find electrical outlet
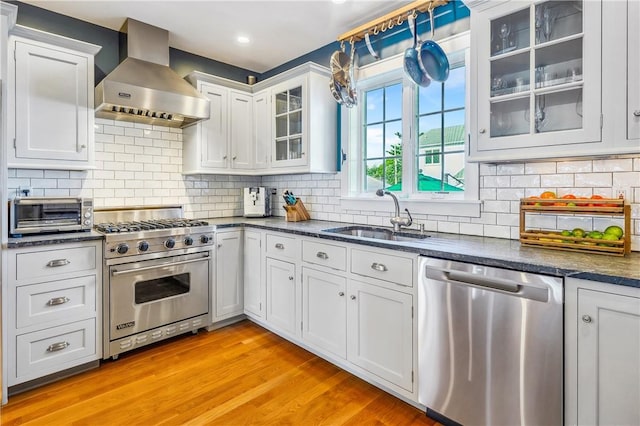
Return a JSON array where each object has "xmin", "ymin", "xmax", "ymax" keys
[{"xmin": 613, "ymin": 187, "xmax": 628, "ymax": 199}]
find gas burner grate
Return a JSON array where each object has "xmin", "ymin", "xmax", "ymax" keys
[{"xmin": 94, "ymin": 219, "xmax": 209, "ymax": 234}]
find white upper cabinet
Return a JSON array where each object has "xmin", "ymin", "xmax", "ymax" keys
[
  {"xmin": 263, "ymin": 64, "xmax": 337, "ymax": 174},
  {"xmin": 252, "ymin": 89, "xmax": 271, "ymax": 170},
  {"xmin": 601, "ymin": 0, "xmax": 640, "ymax": 150},
  {"xmin": 229, "ymin": 90, "xmax": 253, "ymax": 170},
  {"xmin": 7, "ymin": 27, "xmax": 100, "ymax": 170},
  {"xmin": 627, "ymin": 0, "xmax": 640, "ymax": 141},
  {"xmin": 184, "ymin": 63, "xmax": 336, "ymax": 176},
  {"xmin": 183, "ymin": 76, "xmax": 256, "ymax": 175},
  {"xmin": 469, "ymin": 0, "xmax": 603, "ymax": 161}
]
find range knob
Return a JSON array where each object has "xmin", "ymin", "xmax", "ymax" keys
[
  {"xmin": 184, "ymin": 236, "xmax": 194, "ymax": 246},
  {"xmin": 200, "ymin": 235, "xmax": 211, "ymax": 244},
  {"xmin": 164, "ymin": 238, "xmax": 176, "ymax": 249},
  {"xmin": 84, "ymin": 220, "xmax": 92, "ymax": 225},
  {"xmin": 116, "ymin": 243, "xmax": 129, "ymax": 255},
  {"xmin": 138, "ymin": 241, "xmax": 149, "ymax": 252}
]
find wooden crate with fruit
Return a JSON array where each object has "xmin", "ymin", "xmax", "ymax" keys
[{"xmin": 519, "ymin": 193, "xmax": 631, "ymax": 256}]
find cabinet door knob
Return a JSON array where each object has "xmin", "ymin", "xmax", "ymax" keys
[
  {"xmin": 223, "ymin": 155, "xmax": 228, "ymax": 159},
  {"xmin": 582, "ymin": 315, "xmax": 593, "ymax": 324},
  {"xmin": 338, "ymin": 291, "xmax": 345, "ymax": 296},
  {"xmin": 633, "ymin": 110, "xmax": 640, "ymax": 117},
  {"xmin": 479, "ymin": 128, "xmax": 487, "ymax": 134},
  {"xmin": 288, "ymin": 276, "xmax": 294, "ymax": 281},
  {"xmin": 232, "ymin": 156, "xmax": 237, "ymax": 160},
  {"xmin": 350, "ymin": 295, "xmax": 356, "ymax": 300}
]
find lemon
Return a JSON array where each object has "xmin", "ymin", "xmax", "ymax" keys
[{"xmin": 604, "ymin": 225, "xmax": 624, "ymax": 239}]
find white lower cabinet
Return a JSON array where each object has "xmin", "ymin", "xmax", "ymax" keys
[
  {"xmin": 565, "ymin": 277, "xmax": 640, "ymax": 426},
  {"xmin": 302, "ymin": 267, "xmax": 347, "ymax": 358},
  {"xmin": 214, "ymin": 230, "xmax": 244, "ymax": 322},
  {"xmin": 346, "ymin": 279, "xmax": 413, "ymax": 392},
  {"xmin": 265, "ymin": 257, "xmax": 299, "ymax": 338},
  {"xmin": 243, "ymin": 229, "xmax": 264, "ymax": 318},
  {"xmin": 6, "ymin": 240, "xmax": 102, "ymax": 388}
]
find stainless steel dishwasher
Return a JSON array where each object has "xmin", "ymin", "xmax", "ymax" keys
[{"xmin": 418, "ymin": 257, "xmax": 563, "ymax": 426}]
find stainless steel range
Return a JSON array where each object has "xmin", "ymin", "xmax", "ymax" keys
[{"xmin": 94, "ymin": 205, "xmax": 214, "ymax": 360}]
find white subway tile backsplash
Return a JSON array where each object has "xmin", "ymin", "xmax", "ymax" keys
[
  {"xmin": 540, "ymin": 174, "xmax": 574, "ymax": 187},
  {"xmin": 510, "ymin": 175, "xmax": 541, "ymax": 188},
  {"xmin": 557, "ymin": 160, "xmax": 592, "ymax": 173},
  {"xmin": 612, "ymin": 172, "xmax": 640, "ymax": 187},
  {"xmin": 497, "ymin": 163, "xmax": 525, "ymax": 175},
  {"xmin": 575, "ymin": 173, "xmax": 613, "ymax": 187},
  {"xmin": 525, "ymin": 162, "xmax": 557, "ymax": 174},
  {"xmin": 8, "ymin": 121, "xmax": 639, "ymax": 250},
  {"xmin": 593, "ymin": 158, "xmax": 634, "ymax": 172}
]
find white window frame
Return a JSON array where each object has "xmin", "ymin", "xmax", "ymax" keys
[{"xmin": 340, "ymin": 31, "xmax": 480, "ymax": 217}]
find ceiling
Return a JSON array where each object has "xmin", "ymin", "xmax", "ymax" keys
[{"xmin": 22, "ymin": 0, "xmax": 413, "ymax": 73}]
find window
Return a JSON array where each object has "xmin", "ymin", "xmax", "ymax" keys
[{"xmin": 341, "ymin": 32, "xmax": 479, "ymax": 217}]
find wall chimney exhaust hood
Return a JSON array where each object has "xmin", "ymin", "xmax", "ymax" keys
[{"xmin": 95, "ymin": 19, "xmax": 209, "ymax": 128}]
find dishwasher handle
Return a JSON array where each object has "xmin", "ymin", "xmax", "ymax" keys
[{"xmin": 425, "ymin": 267, "xmax": 549, "ymax": 303}]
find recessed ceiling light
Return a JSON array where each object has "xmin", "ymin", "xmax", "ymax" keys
[{"xmin": 237, "ymin": 36, "xmax": 251, "ymax": 44}]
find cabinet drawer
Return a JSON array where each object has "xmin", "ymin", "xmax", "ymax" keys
[
  {"xmin": 266, "ymin": 233, "xmax": 300, "ymax": 260},
  {"xmin": 351, "ymin": 248, "xmax": 414, "ymax": 287},
  {"xmin": 302, "ymin": 240, "xmax": 347, "ymax": 271},
  {"xmin": 16, "ymin": 318, "xmax": 97, "ymax": 380},
  {"xmin": 14, "ymin": 245, "xmax": 96, "ymax": 282},
  {"xmin": 16, "ymin": 275, "xmax": 96, "ymax": 329}
]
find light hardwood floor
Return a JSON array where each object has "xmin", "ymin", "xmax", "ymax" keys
[{"xmin": 1, "ymin": 320, "xmax": 441, "ymax": 425}]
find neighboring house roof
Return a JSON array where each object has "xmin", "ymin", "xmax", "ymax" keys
[{"xmin": 419, "ymin": 125, "xmax": 465, "ymax": 148}]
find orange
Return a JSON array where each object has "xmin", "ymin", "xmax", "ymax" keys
[
  {"xmin": 590, "ymin": 194, "xmax": 605, "ymax": 207},
  {"xmin": 561, "ymin": 194, "xmax": 576, "ymax": 199},
  {"xmin": 540, "ymin": 191, "xmax": 557, "ymax": 206}
]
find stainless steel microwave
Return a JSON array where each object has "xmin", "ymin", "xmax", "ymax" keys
[{"xmin": 10, "ymin": 197, "xmax": 93, "ymax": 236}]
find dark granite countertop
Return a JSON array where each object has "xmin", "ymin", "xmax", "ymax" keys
[
  {"xmin": 6, "ymin": 230, "xmax": 104, "ymax": 248},
  {"xmin": 5, "ymin": 217, "xmax": 638, "ymax": 289},
  {"xmin": 205, "ymin": 217, "xmax": 640, "ymax": 289}
]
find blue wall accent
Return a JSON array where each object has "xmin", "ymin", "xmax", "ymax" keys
[
  {"xmin": 261, "ymin": 0, "xmax": 469, "ymax": 76},
  {"xmin": 8, "ymin": 1, "xmax": 258, "ymax": 84},
  {"xmin": 8, "ymin": 0, "xmax": 469, "ymax": 84}
]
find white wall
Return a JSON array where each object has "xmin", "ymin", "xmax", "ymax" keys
[{"xmin": 8, "ymin": 119, "xmax": 640, "ymax": 250}]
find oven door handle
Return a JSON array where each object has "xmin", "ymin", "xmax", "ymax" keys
[{"xmin": 111, "ymin": 255, "xmax": 209, "ymax": 277}]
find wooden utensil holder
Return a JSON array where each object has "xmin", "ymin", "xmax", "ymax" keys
[
  {"xmin": 519, "ymin": 197, "xmax": 631, "ymax": 256},
  {"xmin": 284, "ymin": 199, "xmax": 310, "ymax": 222}
]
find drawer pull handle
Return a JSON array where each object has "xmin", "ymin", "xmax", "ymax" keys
[
  {"xmin": 47, "ymin": 297, "xmax": 70, "ymax": 306},
  {"xmin": 316, "ymin": 251, "xmax": 328, "ymax": 260},
  {"xmin": 371, "ymin": 262, "xmax": 388, "ymax": 272},
  {"xmin": 47, "ymin": 259, "xmax": 70, "ymax": 267},
  {"xmin": 46, "ymin": 341, "xmax": 70, "ymax": 353},
  {"xmin": 275, "ymin": 243, "xmax": 285, "ymax": 250}
]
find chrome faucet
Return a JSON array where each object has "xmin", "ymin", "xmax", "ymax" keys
[{"xmin": 376, "ymin": 189, "xmax": 413, "ymax": 232}]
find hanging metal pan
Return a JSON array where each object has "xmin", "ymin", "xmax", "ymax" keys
[
  {"xmin": 403, "ymin": 14, "xmax": 430, "ymax": 87},
  {"xmin": 418, "ymin": 7, "xmax": 450, "ymax": 82}
]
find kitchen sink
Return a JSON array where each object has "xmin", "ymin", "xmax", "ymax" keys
[{"xmin": 322, "ymin": 226, "xmax": 430, "ymax": 242}]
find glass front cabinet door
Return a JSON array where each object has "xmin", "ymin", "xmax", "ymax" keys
[
  {"xmin": 271, "ymin": 76, "xmax": 308, "ymax": 168},
  {"xmin": 470, "ymin": 0, "xmax": 602, "ymax": 161}
]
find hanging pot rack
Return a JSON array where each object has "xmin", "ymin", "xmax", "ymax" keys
[{"xmin": 336, "ymin": 0, "xmax": 449, "ymax": 43}]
